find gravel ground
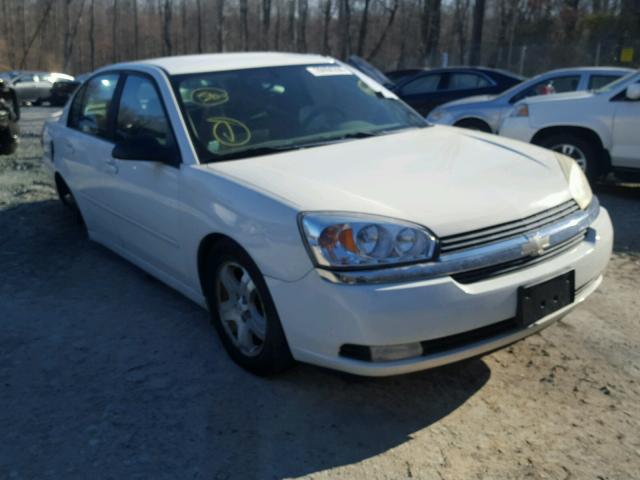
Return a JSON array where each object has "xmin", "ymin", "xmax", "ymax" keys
[{"xmin": 1, "ymin": 108, "xmax": 639, "ymax": 480}]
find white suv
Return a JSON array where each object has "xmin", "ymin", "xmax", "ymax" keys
[{"xmin": 499, "ymin": 70, "xmax": 640, "ymax": 180}]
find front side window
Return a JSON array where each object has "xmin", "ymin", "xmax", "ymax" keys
[
  {"xmin": 116, "ymin": 75, "xmax": 174, "ymax": 148},
  {"xmin": 173, "ymin": 64, "xmax": 426, "ymax": 162},
  {"xmin": 401, "ymin": 74, "xmax": 443, "ymax": 95},
  {"xmin": 69, "ymin": 73, "xmax": 119, "ymax": 138},
  {"xmin": 511, "ymin": 75, "xmax": 580, "ymax": 103},
  {"xmin": 448, "ymin": 73, "xmax": 490, "ymax": 90}
]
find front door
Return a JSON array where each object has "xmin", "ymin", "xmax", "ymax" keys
[
  {"xmin": 611, "ymin": 81, "xmax": 640, "ymax": 169},
  {"xmin": 107, "ymin": 73, "xmax": 185, "ymax": 281}
]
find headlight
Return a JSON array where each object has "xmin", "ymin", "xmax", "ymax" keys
[
  {"xmin": 556, "ymin": 153, "xmax": 593, "ymax": 209},
  {"xmin": 511, "ymin": 104, "xmax": 529, "ymax": 117},
  {"xmin": 299, "ymin": 213, "xmax": 438, "ymax": 269}
]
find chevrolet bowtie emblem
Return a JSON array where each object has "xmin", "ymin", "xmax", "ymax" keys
[{"xmin": 521, "ymin": 233, "xmax": 551, "ymax": 257}]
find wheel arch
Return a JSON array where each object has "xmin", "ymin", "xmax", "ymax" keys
[
  {"xmin": 196, "ymin": 232, "xmax": 250, "ymax": 297},
  {"xmin": 453, "ymin": 116, "xmax": 493, "ymax": 132},
  {"xmin": 531, "ymin": 125, "xmax": 606, "ymax": 152}
]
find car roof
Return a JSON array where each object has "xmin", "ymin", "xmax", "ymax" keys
[
  {"xmin": 102, "ymin": 52, "xmax": 334, "ymax": 76},
  {"xmin": 538, "ymin": 66, "xmax": 633, "ymax": 74}
]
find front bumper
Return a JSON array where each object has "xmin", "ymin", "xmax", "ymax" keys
[{"xmin": 267, "ymin": 207, "xmax": 613, "ymax": 376}]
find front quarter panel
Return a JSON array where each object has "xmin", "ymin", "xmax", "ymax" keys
[
  {"xmin": 180, "ymin": 165, "xmax": 315, "ymax": 291},
  {"xmin": 528, "ymin": 97, "xmax": 614, "ymax": 149}
]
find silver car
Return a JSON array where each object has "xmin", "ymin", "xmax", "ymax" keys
[{"xmin": 427, "ymin": 67, "xmax": 632, "ymax": 133}]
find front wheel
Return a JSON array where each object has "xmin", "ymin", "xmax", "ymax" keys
[
  {"xmin": 205, "ymin": 241, "xmax": 294, "ymax": 376},
  {"xmin": 538, "ymin": 134, "xmax": 600, "ymax": 181}
]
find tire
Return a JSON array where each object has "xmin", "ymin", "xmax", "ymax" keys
[
  {"xmin": 204, "ymin": 240, "xmax": 294, "ymax": 376},
  {"xmin": 0, "ymin": 128, "xmax": 18, "ymax": 155},
  {"xmin": 454, "ymin": 118, "xmax": 492, "ymax": 133},
  {"xmin": 538, "ymin": 133, "xmax": 600, "ymax": 181}
]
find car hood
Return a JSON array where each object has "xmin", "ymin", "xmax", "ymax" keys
[
  {"xmin": 438, "ymin": 95, "xmax": 497, "ymax": 110},
  {"xmin": 205, "ymin": 127, "xmax": 572, "ymax": 237},
  {"xmin": 522, "ymin": 90, "xmax": 595, "ymax": 105}
]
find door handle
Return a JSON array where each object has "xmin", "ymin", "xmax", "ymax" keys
[{"xmin": 105, "ymin": 160, "xmax": 118, "ymax": 174}]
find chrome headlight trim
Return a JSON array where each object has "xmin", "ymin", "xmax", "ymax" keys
[
  {"xmin": 318, "ymin": 198, "xmax": 600, "ymax": 285},
  {"xmin": 298, "ymin": 212, "xmax": 438, "ymax": 270}
]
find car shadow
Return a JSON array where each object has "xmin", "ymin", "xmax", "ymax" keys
[
  {"xmin": 0, "ymin": 199, "xmax": 490, "ymax": 479},
  {"xmin": 594, "ymin": 182, "xmax": 640, "ymax": 255}
]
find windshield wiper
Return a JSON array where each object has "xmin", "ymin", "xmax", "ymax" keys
[{"xmin": 204, "ymin": 145, "xmax": 304, "ymax": 162}]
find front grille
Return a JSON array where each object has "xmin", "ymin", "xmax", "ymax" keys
[
  {"xmin": 441, "ymin": 200, "xmax": 580, "ymax": 254},
  {"xmin": 452, "ymin": 230, "xmax": 587, "ymax": 284}
]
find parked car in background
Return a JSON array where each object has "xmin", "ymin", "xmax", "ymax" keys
[
  {"xmin": 385, "ymin": 68, "xmax": 425, "ymax": 83},
  {"xmin": 427, "ymin": 67, "xmax": 632, "ymax": 133},
  {"xmin": 5, "ymin": 71, "xmax": 74, "ymax": 105},
  {"xmin": 391, "ymin": 67, "xmax": 523, "ymax": 116},
  {"xmin": 0, "ymin": 78, "xmax": 20, "ymax": 155},
  {"xmin": 42, "ymin": 53, "xmax": 612, "ymax": 376},
  {"xmin": 49, "ymin": 73, "xmax": 90, "ymax": 107},
  {"xmin": 499, "ymin": 70, "xmax": 640, "ymax": 181},
  {"xmin": 347, "ymin": 58, "xmax": 523, "ymax": 117}
]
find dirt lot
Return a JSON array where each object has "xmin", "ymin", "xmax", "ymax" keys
[{"xmin": 1, "ymin": 108, "xmax": 639, "ymax": 480}]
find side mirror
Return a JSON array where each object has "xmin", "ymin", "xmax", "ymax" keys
[
  {"xmin": 112, "ymin": 136, "xmax": 179, "ymax": 166},
  {"xmin": 625, "ymin": 84, "xmax": 640, "ymax": 101}
]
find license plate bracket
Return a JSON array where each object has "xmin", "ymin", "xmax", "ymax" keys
[{"xmin": 517, "ymin": 271, "xmax": 575, "ymax": 327}]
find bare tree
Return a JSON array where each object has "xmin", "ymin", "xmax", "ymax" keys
[
  {"xmin": 1, "ymin": 0, "xmax": 15, "ymax": 67},
  {"xmin": 469, "ymin": 0, "xmax": 485, "ymax": 65},
  {"xmin": 286, "ymin": 0, "xmax": 296, "ymax": 48},
  {"xmin": 338, "ymin": 0, "xmax": 352, "ymax": 59},
  {"xmin": 89, "ymin": 0, "xmax": 96, "ymax": 69},
  {"xmin": 163, "ymin": 0, "xmax": 173, "ymax": 55},
  {"xmin": 297, "ymin": 0, "xmax": 309, "ymax": 52},
  {"xmin": 215, "ymin": 0, "xmax": 225, "ymax": 52},
  {"xmin": 322, "ymin": 0, "xmax": 332, "ymax": 54},
  {"xmin": 19, "ymin": 0, "xmax": 56, "ymax": 69},
  {"xmin": 356, "ymin": 0, "xmax": 371, "ymax": 56},
  {"xmin": 453, "ymin": 0, "xmax": 471, "ymax": 64},
  {"xmin": 195, "ymin": 0, "xmax": 203, "ymax": 53},
  {"xmin": 64, "ymin": 0, "xmax": 88, "ymax": 70},
  {"xmin": 112, "ymin": 0, "xmax": 119, "ymax": 62},
  {"xmin": 240, "ymin": 0, "xmax": 249, "ymax": 51},
  {"xmin": 367, "ymin": 0, "xmax": 399, "ymax": 60},
  {"xmin": 261, "ymin": 0, "xmax": 272, "ymax": 49},
  {"xmin": 133, "ymin": 0, "xmax": 139, "ymax": 58}
]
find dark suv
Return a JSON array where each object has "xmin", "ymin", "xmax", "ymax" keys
[{"xmin": 0, "ymin": 78, "xmax": 20, "ymax": 155}]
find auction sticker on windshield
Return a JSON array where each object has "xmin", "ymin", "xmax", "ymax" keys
[{"xmin": 306, "ymin": 66, "xmax": 353, "ymax": 77}]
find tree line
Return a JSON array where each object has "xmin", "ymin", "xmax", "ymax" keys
[{"xmin": 0, "ymin": 0, "xmax": 638, "ymax": 76}]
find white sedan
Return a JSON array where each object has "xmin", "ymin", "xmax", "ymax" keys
[{"xmin": 42, "ymin": 53, "xmax": 613, "ymax": 376}]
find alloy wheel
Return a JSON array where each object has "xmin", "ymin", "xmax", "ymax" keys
[{"xmin": 215, "ymin": 261, "xmax": 267, "ymax": 357}]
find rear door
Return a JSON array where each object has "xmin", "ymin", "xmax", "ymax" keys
[{"xmin": 59, "ymin": 72, "xmax": 122, "ymax": 244}]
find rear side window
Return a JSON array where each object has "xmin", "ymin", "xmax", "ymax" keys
[
  {"xmin": 448, "ymin": 73, "xmax": 490, "ymax": 90},
  {"xmin": 401, "ymin": 74, "xmax": 443, "ymax": 95},
  {"xmin": 588, "ymin": 74, "xmax": 621, "ymax": 90},
  {"xmin": 68, "ymin": 73, "xmax": 119, "ymax": 139}
]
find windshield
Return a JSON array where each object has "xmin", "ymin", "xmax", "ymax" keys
[
  {"xmin": 172, "ymin": 64, "xmax": 426, "ymax": 162},
  {"xmin": 594, "ymin": 70, "xmax": 639, "ymax": 93}
]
